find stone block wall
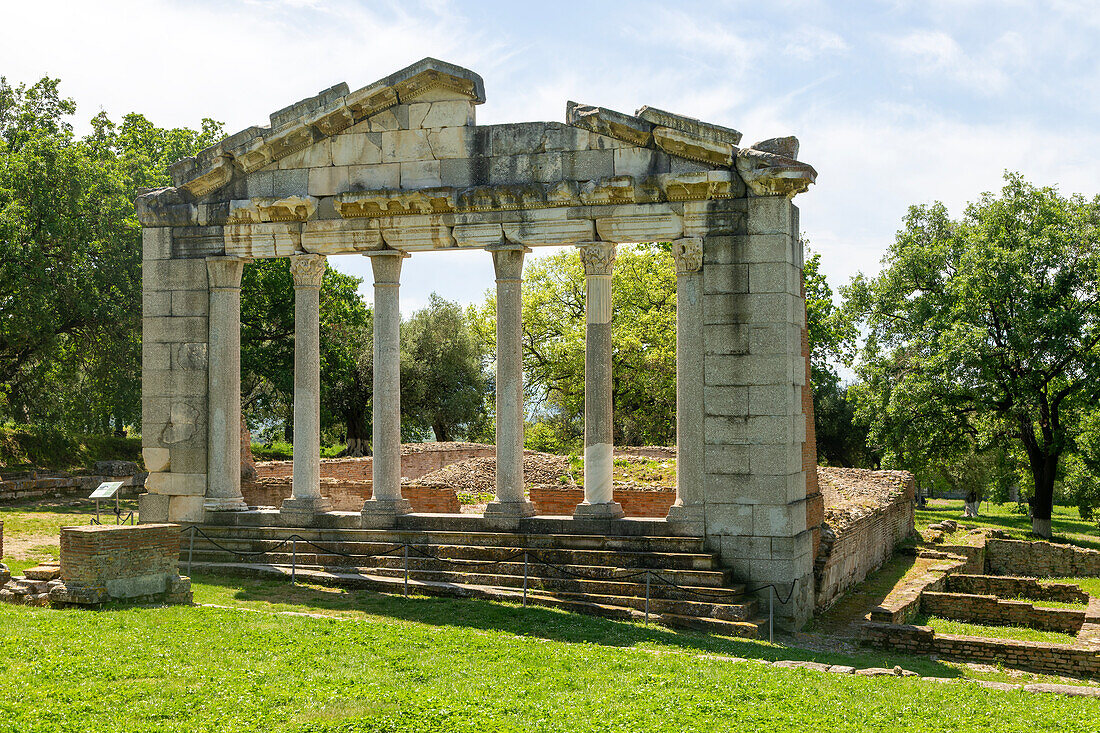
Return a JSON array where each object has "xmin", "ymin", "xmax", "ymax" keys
[
  {"xmin": 920, "ymin": 591, "xmax": 1085, "ymax": 635},
  {"xmin": 986, "ymin": 539, "xmax": 1100, "ymax": 577},
  {"xmin": 53, "ymin": 524, "xmax": 190, "ymax": 605},
  {"xmin": 140, "ymin": 227, "xmax": 212, "ymax": 525},
  {"xmin": 0, "ymin": 472, "xmax": 146, "ymax": 503},
  {"xmin": 530, "ymin": 485, "xmax": 676, "ymax": 517},
  {"xmin": 698, "ymin": 197, "xmax": 815, "ymax": 628},
  {"xmin": 815, "ymin": 482, "xmax": 915, "ymax": 611},
  {"xmin": 946, "ymin": 574, "xmax": 1090, "ymax": 604}
]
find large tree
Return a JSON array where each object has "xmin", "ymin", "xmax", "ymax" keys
[
  {"xmin": 847, "ymin": 173, "xmax": 1100, "ymax": 537},
  {"xmin": 239, "ymin": 258, "xmax": 373, "ymax": 452},
  {"xmin": 401, "ymin": 293, "xmax": 490, "ymax": 442}
]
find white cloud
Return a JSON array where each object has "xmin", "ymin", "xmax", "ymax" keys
[
  {"xmin": 784, "ymin": 26, "xmax": 850, "ymax": 61},
  {"xmin": 887, "ymin": 29, "xmax": 1019, "ymax": 94}
]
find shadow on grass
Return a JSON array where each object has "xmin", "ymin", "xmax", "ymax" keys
[
  {"xmin": 807, "ymin": 553, "xmax": 918, "ymax": 635},
  {"xmin": 190, "ymin": 570, "xmax": 965, "ymax": 678},
  {"xmin": 916, "ymin": 502, "xmax": 1100, "ymax": 551}
]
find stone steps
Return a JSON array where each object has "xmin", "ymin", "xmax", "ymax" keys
[
  {"xmin": 188, "ymin": 524, "xmax": 706, "ymax": 554},
  {"xmin": 184, "ymin": 536, "xmax": 719, "ymax": 571},
  {"xmin": 182, "ymin": 524, "xmax": 767, "ymax": 637},
  {"xmin": 185, "ymin": 553, "xmax": 743, "ymax": 602},
  {"xmin": 189, "ymin": 561, "xmax": 768, "ymax": 639}
]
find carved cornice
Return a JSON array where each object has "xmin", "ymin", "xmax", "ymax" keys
[
  {"xmin": 289, "ymin": 253, "xmax": 327, "ymax": 288},
  {"xmin": 672, "ymin": 238, "xmax": 703, "ymax": 275},
  {"xmin": 735, "ymin": 140, "xmax": 817, "ymax": 199},
  {"xmin": 227, "ymin": 196, "xmax": 318, "ymax": 224},
  {"xmin": 577, "ymin": 242, "xmax": 617, "ymax": 276}
]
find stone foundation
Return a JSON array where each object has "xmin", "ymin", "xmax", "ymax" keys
[
  {"xmin": 920, "ymin": 590, "xmax": 1085, "ymax": 635},
  {"xmin": 0, "ymin": 471, "xmax": 145, "ymax": 503},
  {"xmin": 946, "ymin": 573, "xmax": 1090, "ymax": 603},
  {"xmin": 862, "ymin": 621, "xmax": 1100, "ymax": 679}
]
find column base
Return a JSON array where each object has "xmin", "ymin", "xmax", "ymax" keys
[
  {"xmin": 203, "ymin": 497, "xmax": 248, "ymax": 512},
  {"xmin": 572, "ymin": 501, "xmax": 625, "ymax": 520},
  {"xmin": 279, "ymin": 496, "xmax": 333, "ymax": 527},
  {"xmin": 483, "ymin": 500, "xmax": 537, "ymax": 529},
  {"xmin": 361, "ymin": 498, "xmax": 413, "ymax": 528},
  {"xmin": 664, "ymin": 502, "xmax": 705, "ymax": 536}
]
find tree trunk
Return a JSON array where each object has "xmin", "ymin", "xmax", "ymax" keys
[
  {"xmin": 433, "ymin": 421, "xmax": 450, "ymax": 443},
  {"xmin": 342, "ymin": 408, "xmax": 371, "ymax": 457},
  {"xmin": 1028, "ymin": 454, "xmax": 1058, "ymax": 539}
]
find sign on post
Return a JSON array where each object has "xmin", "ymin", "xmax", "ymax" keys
[{"xmin": 89, "ymin": 481, "xmax": 125, "ymax": 525}]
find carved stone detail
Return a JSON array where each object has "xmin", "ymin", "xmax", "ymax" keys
[
  {"xmin": 335, "ymin": 188, "xmax": 457, "ymax": 218},
  {"xmin": 181, "ymin": 156, "xmax": 232, "ymax": 198},
  {"xmin": 735, "ymin": 140, "xmax": 817, "ymax": 198},
  {"xmin": 290, "ymin": 253, "xmax": 327, "ymax": 289},
  {"xmin": 255, "ymin": 196, "xmax": 318, "ymax": 222},
  {"xmin": 566, "ymin": 102, "xmax": 653, "ymax": 147},
  {"xmin": 672, "ymin": 238, "xmax": 703, "ymax": 274},
  {"xmin": 635, "ymin": 106, "xmax": 742, "ymax": 146},
  {"xmin": 577, "ymin": 242, "xmax": 617, "ymax": 276},
  {"xmin": 652, "ymin": 127, "xmax": 735, "ymax": 167}
]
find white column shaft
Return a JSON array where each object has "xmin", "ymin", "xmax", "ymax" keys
[{"xmin": 205, "ymin": 258, "xmax": 247, "ymax": 512}]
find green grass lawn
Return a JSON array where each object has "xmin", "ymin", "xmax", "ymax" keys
[
  {"xmin": 0, "ymin": 584, "xmax": 1097, "ymax": 733},
  {"xmin": 916, "ymin": 499, "xmax": 1100, "ymax": 550},
  {"xmin": 914, "ymin": 614, "xmax": 1080, "ymax": 645}
]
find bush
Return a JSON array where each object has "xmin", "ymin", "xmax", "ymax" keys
[{"xmin": 0, "ymin": 425, "xmax": 141, "ymax": 472}]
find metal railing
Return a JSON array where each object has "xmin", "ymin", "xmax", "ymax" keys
[{"xmin": 182, "ymin": 525, "xmax": 793, "ymax": 641}]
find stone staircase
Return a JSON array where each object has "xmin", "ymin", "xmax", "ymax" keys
[{"xmin": 181, "ymin": 519, "xmax": 769, "ymax": 638}]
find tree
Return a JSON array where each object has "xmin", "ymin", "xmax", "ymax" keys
[
  {"xmin": 803, "ymin": 250, "xmax": 868, "ymax": 466},
  {"xmin": 847, "ymin": 173, "xmax": 1100, "ymax": 537},
  {"xmin": 401, "ymin": 294, "xmax": 490, "ymax": 442},
  {"xmin": 239, "ymin": 259, "xmax": 373, "ymax": 452},
  {"xmin": 470, "ymin": 242, "xmax": 677, "ymax": 449}
]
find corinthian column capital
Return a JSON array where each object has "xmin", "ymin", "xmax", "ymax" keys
[
  {"xmin": 672, "ymin": 238, "xmax": 703, "ymax": 275},
  {"xmin": 289, "ymin": 253, "xmax": 327, "ymax": 289},
  {"xmin": 576, "ymin": 241, "xmax": 617, "ymax": 276}
]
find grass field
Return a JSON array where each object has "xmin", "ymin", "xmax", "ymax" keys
[
  {"xmin": 0, "ymin": 585, "xmax": 1097, "ymax": 733},
  {"xmin": 914, "ymin": 614, "xmax": 1080, "ymax": 645},
  {"xmin": 916, "ymin": 499, "xmax": 1100, "ymax": 549}
]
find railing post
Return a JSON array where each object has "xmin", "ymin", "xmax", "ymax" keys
[
  {"xmin": 403, "ymin": 543, "xmax": 409, "ymax": 598},
  {"xmin": 291, "ymin": 538, "xmax": 297, "ymax": 585},
  {"xmin": 186, "ymin": 526, "xmax": 195, "ymax": 578},
  {"xmin": 768, "ymin": 585, "xmax": 774, "ymax": 644},
  {"xmin": 523, "ymin": 551, "xmax": 528, "ymax": 608},
  {"xmin": 645, "ymin": 571, "xmax": 650, "ymax": 626}
]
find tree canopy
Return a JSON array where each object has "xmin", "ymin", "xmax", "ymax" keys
[{"xmin": 847, "ymin": 173, "xmax": 1100, "ymax": 536}]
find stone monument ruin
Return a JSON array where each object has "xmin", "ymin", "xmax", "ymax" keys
[{"xmin": 136, "ymin": 58, "xmax": 823, "ymax": 626}]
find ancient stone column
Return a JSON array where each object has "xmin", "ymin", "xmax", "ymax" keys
[
  {"xmin": 484, "ymin": 245, "xmax": 536, "ymax": 525},
  {"xmin": 362, "ymin": 249, "xmax": 412, "ymax": 528},
  {"xmin": 666, "ymin": 238, "xmax": 705, "ymax": 534},
  {"xmin": 280, "ymin": 254, "xmax": 332, "ymax": 522},
  {"xmin": 574, "ymin": 242, "xmax": 624, "ymax": 519},
  {"xmin": 205, "ymin": 257, "xmax": 248, "ymax": 513}
]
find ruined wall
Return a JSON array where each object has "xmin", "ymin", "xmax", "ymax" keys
[
  {"xmin": 921, "ymin": 591, "xmax": 1085, "ymax": 635},
  {"xmin": 55, "ymin": 524, "xmax": 190, "ymax": 604},
  {"xmin": 946, "ymin": 574, "xmax": 1090, "ymax": 603},
  {"xmin": 986, "ymin": 539, "xmax": 1100, "ymax": 577},
  {"xmin": 254, "ymin": 443, "xmax": 497, "ymax": 482},
  {"xmin": 815, "ymin": 483, "xmax": 915, "ymax": 611}
]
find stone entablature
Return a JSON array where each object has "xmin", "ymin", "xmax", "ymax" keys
[{"xmin": 137, "ymin": 58, "xmax": 821, "ymax": 628}]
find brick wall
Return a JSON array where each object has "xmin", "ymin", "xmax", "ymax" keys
[
  {"xmin": 815, "ymin": 479, "xmax": 915, "ymax": 611},
  {"xmin": 254, "ymin": 444, "xmax": 497, "ymax": 481},
  {"xmin": 240, "ymin": 477, "xmax": 460, "ymax": 513},
  {"xmin": 986, "ymin": 539, "xmax": 1100, "ymax": 577},
  {"xmin": 862, "ymin": 621, "xmax": 1100, "ymax": 679},
  {"xmin": 60, "ymin": 524, "xmax": 180, "ymax": 590},
  {"xmin": 946, "ymin": 574, "xmax": 1090, "ymax": 604},
  {"xmin": 530, "ymin": 484, "xmax": 677, "ymax": 517},
  {"xmin": 921, "ymin": 590, "xmax": 1085, "ymax": 635}
]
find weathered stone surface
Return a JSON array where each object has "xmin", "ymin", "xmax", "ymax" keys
[
  {"xmin": 635, "ymin": 106, "xmax": 743, "ymax": 146},
  {"xmin": 736, "ymin": 141, "xmax": 817, "ymax": 198}
]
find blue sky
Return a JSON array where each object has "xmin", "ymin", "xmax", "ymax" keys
[{"xmin": 3, "ymin": 0, "xmax": 1098, "ymax": 313}]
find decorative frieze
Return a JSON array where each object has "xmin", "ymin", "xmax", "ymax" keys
[
  {"xmin": 181, "ymin": 156, "xmax": 233, "ymax": 198},
  {"xmin": 335, "ymin": 188, "xmax": 457, "ymax": 218}
]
